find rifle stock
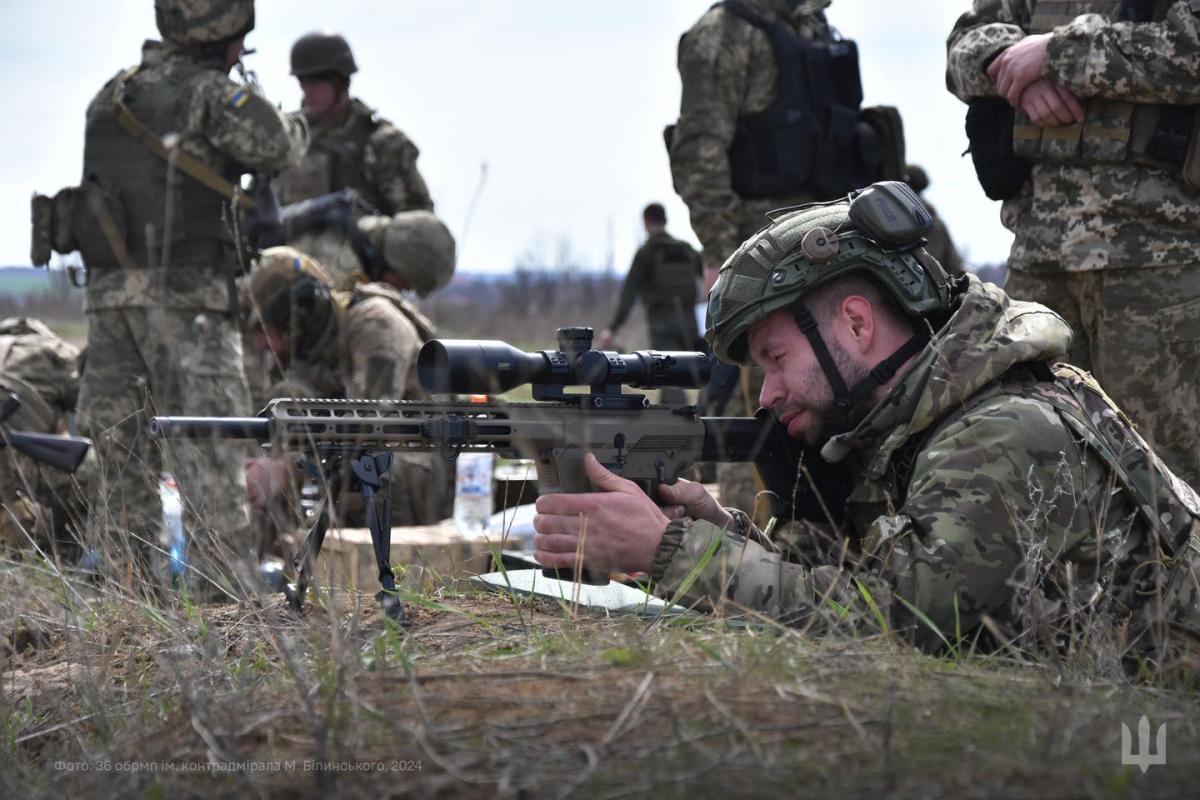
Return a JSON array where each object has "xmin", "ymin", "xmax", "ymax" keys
[{"xmin": 1, "ymin": 393, "xmax": 91, "ymax": 473}]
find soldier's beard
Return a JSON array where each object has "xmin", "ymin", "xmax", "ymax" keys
[{"xmin": 776, "ymin": 336, "xmax": 871, "ymax": 447}]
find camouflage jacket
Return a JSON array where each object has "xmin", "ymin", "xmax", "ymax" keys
[
  {"xmin": 650, "ymin": 278, "xmax": 1200, "ymax": 654},
  {"xmin": 946, "ymin": 1, "xmax": 1200, "ymax": 272},
  {"xmin": 83, "ymin": 40, "xmax": 307, "ymax": 312},
  {"xmin": 0, "ymin": 317, "xmax": 80, "ymax": 432},
  {"xmin": 669, "ymin": 0, "xmax": 832, "ymax": 268},
  {"xmin": 278, "ymin": 99, "xmax": 433, "ymax": 216},
  {"xmin": 253, "ymin": 282, "xmax": 433, "ymax": 403}
]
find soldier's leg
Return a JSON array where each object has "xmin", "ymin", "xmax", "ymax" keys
[
  {"xmin": 1094, "ymin": 266, "xmax": 1200, "ymax": 487},
  {"xmin": 77, "ymin": 308, "xmax": 162, "ymax": 576},
  {"xmin": 147, "ymin": 308, "xmax": 254, "ymax": 595},
  {"xmin": 1004, "ymin": 269, "xmax": 1099, "ymax": 371}
]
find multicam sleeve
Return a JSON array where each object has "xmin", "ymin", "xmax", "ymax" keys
[
  {"xmin": 1044, "ymin": 1, "xmax": 1200, "ymax": 104},
  {"xmin": 364, "ymin": 125, "xmax": 434, "ymax": 215},
  {"xmin": 650, "ymin": 512, "xmax": 887, "ymax": 630},
  {"xmin": 202, "ymin": 78, "xmax": 309, "ymax": 172},
  {"xmin": 668, "ymin": 13, "xmax": 750, "ymax": 266},
  {"xmin": 344, "ymin": 299, "xmax": 417, "ymax": 399},
  {"xmin": 946, "ymin": 0, "xmax": 1033, "ymax": 101}
]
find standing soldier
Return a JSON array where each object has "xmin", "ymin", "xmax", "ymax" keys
[
  {"xmin": 947, "ymin": 1, "xmax": 1200, "ymax": 486},
  {"xmin": 75, "ymin": 0, "xmax": 308, "ymax": 598},
  {"xmin": 277, "ymin": 31, "xmax": 434, "ymax": 216},
  {"xmin": 599, "ymin": 203, "xmax": 702, "ymax": 405},
  {"xmin": 667, "ymin": 0, "xmax": 904, "ymax": 515}
]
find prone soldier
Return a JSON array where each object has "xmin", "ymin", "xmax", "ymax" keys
[
  {"xmin": 533, "ymin": 183, "xmax": 1200, "ymax": 674},
  {"xmin": 0, "ymin": 318, "xmax": 86, "ymax": 559}
]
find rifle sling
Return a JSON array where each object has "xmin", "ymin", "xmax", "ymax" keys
[{"xmin": 111, "ymin": 66, "xmax": 254, "ymax": 212}]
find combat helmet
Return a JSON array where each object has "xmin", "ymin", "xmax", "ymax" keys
[
  {"xmin": 290, "ymin": 31, "xmax": 358, "ymax": 79},
  {"xmin": 707, "ymin": 181, "xmax": 959, "ymax": 420},
  {"xmin": 359, "ymin": 211, "xmax": 457, "ymax": 298},
  {"xmin": 247, "ymin": 247, "xmax": 340, "ymax": 359},
  {"xmin": 155, "ymin": 0, "xmax": 255, "ymax": 46}
]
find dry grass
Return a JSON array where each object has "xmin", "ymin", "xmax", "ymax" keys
[{"xmin": 1, "ymin": 558, "xmax": 1197, "ymax": 799}]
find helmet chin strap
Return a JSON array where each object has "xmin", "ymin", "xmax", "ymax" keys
[{"xmin": 791, "ymin": 303, "xmax": 926, "ymax": 433}]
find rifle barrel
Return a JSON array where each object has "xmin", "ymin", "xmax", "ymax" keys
[{"xmin": 149, "ymin": 416, "xmax": 270, "ymax": 441}]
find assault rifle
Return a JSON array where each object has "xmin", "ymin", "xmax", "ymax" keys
[
  {"xmin": 0, "ymin": 393, "xmax": 91, "ymax": 473},
  {"xmin": 150, "ymin": 328, "xmax": 838, "ymax": 624}
]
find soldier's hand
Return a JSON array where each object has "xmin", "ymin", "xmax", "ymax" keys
[
  {"xmin": 658, "ymin": 478, "xmax": 733, "ymax": 530},
  {"xmin": 987, "ymin": 33, "xmax": 1052, "ymax": 109},
  {"xmin": 1020, "ymin": 78, "xmax": 1084, "ymax": 126},
  {"xmin": 532, "ymin": 453, "xmax": 670, "ymax": 574},
  {"xmin": 598, "ymin": 328, "xmax": 616, "ymax": 349}
]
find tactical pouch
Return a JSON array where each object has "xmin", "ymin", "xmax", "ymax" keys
[
  {"xmin": 965, "ymin": 97, "xmax": 1032, "ymax": 201},
  {"xmin": 30, "ymin": 194, "xmax": 53, "ymax": 266},
  {"xmin": 73, "ymin": 177, "xmax": 131, "ymax": 268}
]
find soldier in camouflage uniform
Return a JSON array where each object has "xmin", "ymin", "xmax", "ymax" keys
[
  {"xmin": 533, "ymin": 184, "xmax": 1200, "ymax": 670},
  {"xmin": 670, "ymin": 0, "xmax": 898, "ymax": 516},
  {"xmin": 244, "ymin": 212, "xmax": 456, "ymax": 536},
  {"xmin": 74, "ymin": 0, "xmax": 308, "ymax": 597},
  {"xmin": 0, "ymin": 318, "xmax": 85, "ymax": 559},
  {"xmin": 277, "ymin": 31, "xmax": 433, "ymax": 217},
  {"xmin": 599, "ymin": 203, "xmax": 702, "ymax": 405},
  {"xmin": 947, "ymin": 0, "xmax": 1200, "ymax": 487}
]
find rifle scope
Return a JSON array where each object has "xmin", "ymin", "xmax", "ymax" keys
[{"xmin": 418, "ymin": 328, "xmax": 712, "ymax": 395}]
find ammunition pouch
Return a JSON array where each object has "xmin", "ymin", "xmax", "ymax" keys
[
  {"xmin": 965, "ymin": 97, "xmax": 1033, "ymax": 201},
  {"xmin": 29, "ymin": 187, "xmax": 87, "ymax": 266},
  {"xmin": 1012, "ymin": 98, "xmax": 1200, "ymax": 188}
]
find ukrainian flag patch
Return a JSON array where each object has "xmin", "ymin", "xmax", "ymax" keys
[{"xmin": 228, "ymin": 89, "xmax": 250, "ymax": 109}]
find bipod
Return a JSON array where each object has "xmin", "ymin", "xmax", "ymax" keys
[{"xmin": 283, "ymin": 452, "xmax": 409, "ymax": 626}]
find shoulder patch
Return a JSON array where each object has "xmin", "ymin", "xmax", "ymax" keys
[{"xmin": 228, "ymin": 88, "xmax": 251, "ymax": 109}]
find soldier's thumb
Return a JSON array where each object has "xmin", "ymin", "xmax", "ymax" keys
[{"xmin": 584, "ymin": 452, "xmax": 633, "ymax": 494}]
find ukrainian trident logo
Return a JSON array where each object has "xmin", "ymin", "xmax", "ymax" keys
[{"xmin": 1120, "ymin": 716, "xmax": 1166, "ymax": 772}]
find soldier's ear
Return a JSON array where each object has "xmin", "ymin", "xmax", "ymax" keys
[{"xmin": 840, "ymin": 295, "xmax": 875, "ymax": 351}]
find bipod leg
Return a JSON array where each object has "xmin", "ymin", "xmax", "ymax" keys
[
  {"xmin": 285, "ymin": 497, "xmax": 329, "ymax": 612},
  {"xmin": 284, "ymin": 457, "xmax": 335, "ymax": 612},
  {"xmin": 353, "ymin": 452, "xmax": 409, "ymax": 626}
]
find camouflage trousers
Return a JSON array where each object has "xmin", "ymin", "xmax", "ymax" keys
[
  {"xmin": 1006, "ymin": 266, "xmax": 1200, "ymax": 488},
  {"xmin": 77, "ymin": 306, "xmax": 254, "ymax": 593}
]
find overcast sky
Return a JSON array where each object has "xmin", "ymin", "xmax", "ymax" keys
[{"xmin": 3, "ymin": 0, "xmax": 1010, "ymax": 274}]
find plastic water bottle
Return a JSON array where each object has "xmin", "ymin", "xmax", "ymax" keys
[
  {"xmin": 453, "ymin": 453, "xmax": 494, "ymax": 534},
  {"xmin": 159, "ymin": 473, "xmax": 186, "ymax": 577}
]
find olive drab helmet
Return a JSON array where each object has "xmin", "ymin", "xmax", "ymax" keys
[
  {"xmin": 155, "ymin": 0, "xmax": 255, "ymax": 46},
  {"xmin": 706, "ymin": 181, "xmax": 959, "ymax": 424},
  {"xmin": 247, "ymin": 247, "xmax": 340, "ymax": 358},
  {"xmin": 290, "ymin": 31, "xmax": 358, "ymax": 79},
  {"xmin": 359, "ymin": 211, "xmax": 457, "ymax": 298}
]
